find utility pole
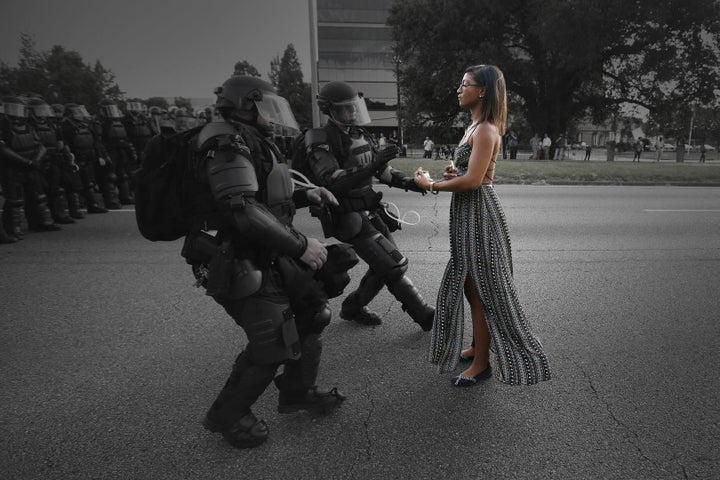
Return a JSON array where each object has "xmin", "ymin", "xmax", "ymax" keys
[
  {"xmin": 393, "ymin": 56, "xmax": 403, "ymax": 146},
  {"xmin": 308, "ymin": 0, "xmax": 320, "ymax": 128}
]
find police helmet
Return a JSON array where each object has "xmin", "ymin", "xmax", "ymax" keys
[
  {"xmin": 51, "ymin": 103, "xmax": 65, "ymax": 118},
  {"xmin": 317, "ymin": 81, "xmax": 371, "ymax": 126},
  {"xmin": 2, "ymin": 96, "xmax": 28, "ymax": 119},
  {"xmin": 126, "ymin": 101, "xmax": 148, "ymax": 114},
  {"xmin": 214, "ymin": 75, "xmax": 299, "ymax": 134},
  {"xmin": 64, "ymin": 103, "xmax": 91, "ymax": 121},
  {"xmin": 98, "ymin": 98, "xmax": 122, "ymax": 118},
  {"xmin": 26, "ymin": 97, "xmax": 55, "ymax": 119}
]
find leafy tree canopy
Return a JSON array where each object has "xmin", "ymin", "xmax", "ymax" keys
[
  {"xmin": 233, "ymin": 60, "xmax": 261, "ymax": 77},
  {"xmin": 269, "ymin": 44, "xmax": 311, "ymax": 129},
  {"xmin": 0, "ymin": 33, "xmax": 123, "ymax": 112},
  {"xmin": 388, "ymin": 0, "xmax": 720, "ymax": 139}
]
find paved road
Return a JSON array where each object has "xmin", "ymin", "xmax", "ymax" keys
[{"xmin": 1, "ymin": 185, "xmax": 719, "ymax": 480}]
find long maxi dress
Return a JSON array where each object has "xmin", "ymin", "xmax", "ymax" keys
[{"xmin": 429, "ymin": 144, "xmax": 551, "ymax": 385}]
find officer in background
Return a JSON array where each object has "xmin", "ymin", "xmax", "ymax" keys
[
  {"xmin": 302, "ymin": 81, "xmax": 434, "ymax": 330},
  {"xmin": 122, "ymin": 101, "xmax": 153, "ymax": 162},
  {"xmin": 0, "ymin": 95, "xmax": 60, "ymax": 236},
  {"xmin": 94, "ymin": 98, "xmax": 137, "ymax": 205},
  {"xmin": 61, "ymin": 104, "xmax": 108, "ymax": 214},
  {"xmin": 27, "ymin": 96, "xmax": 77, "ymax": 224},
  {"xmin": 181, "ymin": 75, "xmax": 347, "ymax": 449}
]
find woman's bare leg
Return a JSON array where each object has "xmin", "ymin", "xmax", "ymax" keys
[{"xmin": 460, "ymin": 275, "xmax": 490, "ymax": 377}]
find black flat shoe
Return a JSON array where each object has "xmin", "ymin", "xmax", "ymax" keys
[
  {"xmin": 451, "ymin": 366, "xmax": 492, "ymax": 387},
  {"xmin": 458, "ymin": 353, "xmax": 474, "ymax": 362}
]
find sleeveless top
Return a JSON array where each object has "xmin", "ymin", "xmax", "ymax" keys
[{"xmin": 454, "ymin": 128, "xmax": 496, "ymax": 184}]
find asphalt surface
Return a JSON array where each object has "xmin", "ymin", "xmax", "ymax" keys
[{"xmin": 1, "ymin": 185, "xmax": 719, "ymax": 480}]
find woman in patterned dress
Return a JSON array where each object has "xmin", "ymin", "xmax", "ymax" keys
[{"xmin": 414, "ymin": 65, "xmax": 551, "ymax": 387}]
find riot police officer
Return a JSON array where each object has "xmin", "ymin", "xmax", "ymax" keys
[
  {"xmin": 182, "ymin": 75, "xmax": 347, "ymax": 449},
  {"xmin": 27, "ymin": 96, "xmax": 77, "ymax": 223},
  {"xmin": 61, "ymin": 104, "xmax": 108, "ymax": 214},
  {"xmin": 0, "ymin": 95, "xmax": 60, "ymax": 235},
  {"xmin": 122, "ymin": 101, "xmax": 153, "ymax": 160},
  {"xmin": 302, "ymin": 81, "xmax": 434, "ymax": 330},
  {"xmin": 94, "ymin": 98, "xmax": 137, "ymax": 205}
]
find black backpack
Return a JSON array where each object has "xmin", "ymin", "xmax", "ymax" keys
[{"xmin": 133, "ymin": 125, "xmax": 205, "ymax": 241}]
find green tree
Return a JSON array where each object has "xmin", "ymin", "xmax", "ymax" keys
[
  {"xmin": 145, "ymin": 96, "xmax": 170, "ymax": 110},
  {"xmin": 388, "ymin": 0, "xmax": 720, "ymax": 139},
  {"xmin": 174, "ymin": 96, "xmax": 194, "ymax": 113},
  {"xmin": 233, "ymin": 60, "xmax": 261, "ymax": 77},
  {"xmin": 0, "ymin": 33, "xmax": 123, "ymax": 111},
  {"xmin": 269, "ymin": 44, "xmax": 311, "ymax": 129}
]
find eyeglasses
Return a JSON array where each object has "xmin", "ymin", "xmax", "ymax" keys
[{"xmin": 458, "ymin": 82, "xmax": 481, "ymax": 89}]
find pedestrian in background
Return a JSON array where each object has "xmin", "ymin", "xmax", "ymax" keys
[
  {"xmin": 414, "ymin": 64, "xmax": 551, "ymax": 387},
  {"xmin": 633, "ymin": 139, "xmax": 642, "ymax": 162},
  {"xmin": 423, "ymin": 136, "xmax": 434, "ymax": 158},
  {"xmin": 541, "ymin": 133, "xmax": 551, "ymax": 160},
  {"xmin": 584, "ymin": 142, "xmax": 592, "ymax": 161},
  {"xmin": 655, "ymin": 137, "xmax": 664, "ymax": 162}
]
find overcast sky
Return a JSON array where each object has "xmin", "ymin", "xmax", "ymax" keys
[{"xmin": 0, "ymin": 0, "xmax": 312, "ymax": 99}]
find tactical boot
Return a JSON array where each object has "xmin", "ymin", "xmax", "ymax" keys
[
  {"xmin": 101, "ymin": 183, "xmax": 122, "ymax": 210},
  {"xmin": 67, "ymin": 193, "xmax": 85, "ymax": 219},
  {"xmin": 339, "ymin": 272, "xmax": 386, "ymax": 326},
  {"xmin": 277, "ymin": 384, "xmax": 346, "ymax": 414},
  {"xmin": 0, "ymin": 225, "xmax": 17, "ymax": 244},
  {"xmin": 204, "ymin": 411, "xmax": 269, "ymax": 449},
  {"xmin": 339, "ymin": 305, "xmax": 382, "ymax": 325},
  {"xmin": 387, "ymin": 275, "xmax": 435, "ymax": 331},
  {"xmin": 27, "ymin": 196, "xmax": 61, "ymax": 232},
  {"xmin": 118, "ymin": 181, "xmax": 135, "ymax": 205},
  {"xmin": 51, "ymin": 194, "xmax": 75, "ymax": 224}
]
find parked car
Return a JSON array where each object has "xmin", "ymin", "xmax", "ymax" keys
[
  {"xmin": 663, "ymin": 143, "xmax": 676, "ymax": 151},
  {"xmin": 702, "ymin": 144, "xmax": 716, "ymax": 151}
]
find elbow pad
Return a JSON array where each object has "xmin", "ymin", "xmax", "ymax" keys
[
  {"xmin": 206, "ymin": 140, "xmax": 258, "ymax": 206},
  {"xmin": 231, "ymin": 199, "xmax": 307, "ymax": 257}
]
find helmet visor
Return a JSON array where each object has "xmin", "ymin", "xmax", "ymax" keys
[
  {"xmin": 328, "ymin": 96, "xmax": 371, "ymax": 126},
  {"xmin": 4, "ymin": 103, "xmax": 27, "ymax": 118},
  {"xmin": 126, "ymin": 101, "xmax": 147, "ymax": 113},
  {"xmin": 254, "ymin": 93, "xmax": 299, "ymax": 135},
  {"xmin": 30, "ymin": 104, "xmax": 55, "ymax": 118},
  {"xmin": 101, "ymin": 104, "xmax": 122, "ymax": 118},
  {"xmin": 69, "ymin": 105, "xmax": 91, "ymax": 120}
]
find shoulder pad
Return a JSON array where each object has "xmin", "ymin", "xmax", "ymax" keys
[
  {"xmin": 196, "ymin": 121, "xmax": 239, "ymax": 150},
  {"xmin": 305, "ymin": 128, "xmax": 329, "ymax": 147}
]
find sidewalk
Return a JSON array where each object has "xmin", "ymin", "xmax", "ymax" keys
[{"xmin": 403, "ymin": 147, "xmax": 718, "ymax": 164}]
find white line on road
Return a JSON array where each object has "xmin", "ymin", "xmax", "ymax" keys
[{"xmin": 644, "ymin": 209, "xmax": 720, "ymax": 212}]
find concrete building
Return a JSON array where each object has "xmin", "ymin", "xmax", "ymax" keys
[{"xmin": 315, "ymin": 0, "xmax": 399, "ymax": 139}]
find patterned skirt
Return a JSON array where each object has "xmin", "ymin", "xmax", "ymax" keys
[{"xmin": 429, "ymin": 185, "xmax": 551, "ymax": 385}]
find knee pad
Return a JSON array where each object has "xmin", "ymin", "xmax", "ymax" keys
[
  {"xmin": 309, "ymin": 303, "xmax": 331, "ymax": 334},
  {"xmin": 231, "ymin": 297, "xmax": 301, "ymax": 365},
  {"xmin": 353, "ymin": 232, "xmax": 408, "ymax": 277}
]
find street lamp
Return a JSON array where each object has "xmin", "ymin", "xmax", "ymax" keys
[{"xmin": 393, "ymin": 55, "xmax": 403, "ymax": 147}]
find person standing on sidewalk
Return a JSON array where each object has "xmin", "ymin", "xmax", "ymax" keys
[
  {"xmin": 655, "ymin": 137, "xmax": 664, "ymax": 162},
  {"xmin": 633, "ymin": 140, "xmax": 643, "ymax": 162}
]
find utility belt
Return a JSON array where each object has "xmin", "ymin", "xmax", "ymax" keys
[
  {"xmin": 181, "ymin": 231, "xmax": 263, "ymax": 300},
  {"xmin": 334, "ymin": 188, "xmax": 382, "ymax": 214}
]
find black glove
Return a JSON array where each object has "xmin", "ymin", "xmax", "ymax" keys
[{"xmin": 371, "ymin": 144, "xmax": 399, "ymax": 171}]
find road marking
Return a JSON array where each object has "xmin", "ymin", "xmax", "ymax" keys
[{"xmin": 644, "ymin": 209, "xmax": 720, "ymax": 212}]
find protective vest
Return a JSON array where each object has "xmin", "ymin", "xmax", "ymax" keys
[
  {"xmin": 66, "ymin": 121, "xmax": 95, "ymax": 152},
  {"xmin": 124, "ymin": 116, "xmax": 153, "ymax": 140},
  {"xmin": 6, "ymin": 122, "xmax": 38, "ymax": 159},
  {"xmin": 331, "ymin": 126, "xmax": 375, "ymax": 193},
  {"xmin": 31, "ymin": 121, "xmax": 59, "ymax": 153},
  {"xmin": 101, "ymin": 119, "xmax": 130, "ymax": 148}
]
